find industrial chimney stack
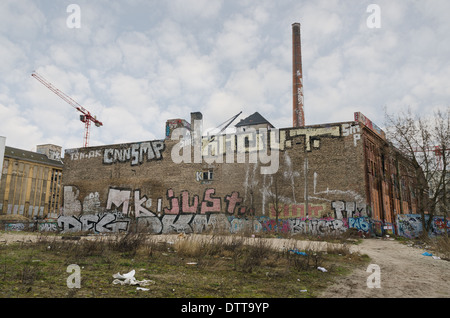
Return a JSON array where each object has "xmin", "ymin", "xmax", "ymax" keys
[{"xmin": 292, "ymin": 22, "xmax": 305, "ymax": 127}]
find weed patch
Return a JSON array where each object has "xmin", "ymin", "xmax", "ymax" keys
[{"xmin": 0, "ymin": 233, "xmax": 369, "ymax": 298}]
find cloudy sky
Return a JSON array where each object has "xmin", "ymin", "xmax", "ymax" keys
[{"xmin": 0, "ymin": 0, "xmax": 449, "ymax": 152}]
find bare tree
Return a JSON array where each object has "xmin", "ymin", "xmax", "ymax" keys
[
  {"xmin": 434, "ymin": 109, "xmax": 450, "ymax": 227},
  {"xmin": 264, "ymin": 170, "xmax": 294, "ymax": 233},
  {"xmin": 385, "ymin": 107, "xmax": 450, "ymax": 237}
]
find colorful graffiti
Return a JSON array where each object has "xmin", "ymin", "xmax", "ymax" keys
[
  {"xmin": 348, "ymin": 217, "xmax": 371, "ymax": 233},
  {"xmin": 63, "ymin": 186, "xmax": 256, "ymax": 217},
  {"xmin": 397, "ymin": 214, "xmax": 450, "ymax": 238},
  {"xmin": 7, "ymin": 185, "xmax": 438, "ymax": 237},
  {"xmin": 268, "ymin": 203, "xmax": 327, "ymax": 219},
  {"xmin": 3, "ymin": 213, "xmax": 449, "ymax": 238}
]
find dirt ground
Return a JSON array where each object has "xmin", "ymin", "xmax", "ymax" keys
[
  {"xmin": 0, "ymin": 232, "xmax": 449, "ymax": 298},
  {"xmin": 319, "ymin": 238, "xmax": 450, "ymax": 298}
]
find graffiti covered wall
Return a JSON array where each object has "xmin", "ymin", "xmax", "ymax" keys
[
  {"xmin": 46, "ymin": 185, "xmax": 374, "ymax": 235},
  {"xmin": 397, "ymin": 214, "xmax": 450, "ymax": 238},
  {"xmin": 4, "ymin": 212, "xmax": 447, "ymax": 239},
  {"xmin": 57, "ymin": 120, "xmax": 423, "ymax": 237}
]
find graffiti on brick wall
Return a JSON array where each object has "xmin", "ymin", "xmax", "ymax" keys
[
  {"xmin": 38, "ymin": 222, "xmax": 58, "ymax": 232},
  {"xmin": 341, "ymin": 123, "xmax": 361, "ymax": 147},
  {"xmin": 66, "ymin": 149, "xmax": 103, "ymax": 161},
  {"xmin": 254, "ymin": 216, "xmax": 348, "ymax": 236},
  {"xmin": 58, "ymin": 211, "xmax": 130, "ymax": 233},
  {"xmin": 348, "ymin": 217, "xmax": 371, "ymax": 233},
  {"xmin": 137, "ymin": 214, "xmax": 233, "ymax": 234},
  {"xmin": 166, "ymin": 119, "xmax": 190, "ymax": 139},
  {"xmin": 63, "ymin": 186, "xmax": 254, "ymax": 218},
  {"xmin": 397, "ymin": 215, "xmax": 422, "ymax": 238},
  {"xmin": 106, "ymin": 188, "xmax": 155, "ymax": 217},
  {"xmin": 83, "ymin": 192, "xmax": 102, "ymax": 214},
  {"xmin": 268, "ymin": 203, "xmax": 327, "ymax": 219},
  {"xmin": 279, "ymin": 126, "xmax": 340, "ymax": 152},
  {"xmin": 229, "ymin": 217, "xmax": 263, "ymax": 233},
  {"xmin": 269, "ymin": 201, "xmax": 368, "ymax": 220},
  {"xmin": 64, "ymin": 186, "xmax": 82, "ymax": 215},
  {"xmin": 63, "ymin": 186, "xmax": 158, "ymax": 217},
  {"xmin": 397, "ymin": 214, "xmax": 450, "ymax": 238},
  {"xmin": 433, "ymin": 217, "xmax": 450, "ymax": 236},
  {"xmin": 9, "ymin": 211, "xmax": 448, "ymax": 237},
  {"xmin": 103, "ymin": 141, "xmax": 165, "ymax": 165},
  {"xmin": 331, "ymin": 201, "xmax": 368, "ymax": 219},
  {"xmin": 288, "ymin": 218, "xmax": 347, "ymax": 236},
  {"xmin": 4, "ymin": 223, "xmax": 29, "ymax": 231},
  {"xmin": 163, "ymin": 188, "xmax": 254, "ymax": 215}
]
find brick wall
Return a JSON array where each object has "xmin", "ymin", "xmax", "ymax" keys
[{"xmin": 61, "ymin": 121, "xmax": 368, "ymax": 223}]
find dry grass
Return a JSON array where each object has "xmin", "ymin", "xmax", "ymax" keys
[
  {"xmin": 0, "ymin": 232, "xmax": 370, "ymax": 298},
  {"xmin": 427, "ymin": 235, "xmax": 450, "ymax": 260}
]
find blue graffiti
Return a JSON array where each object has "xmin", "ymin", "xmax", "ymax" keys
[{"xmin": 348, "ymin": 217, "xmax": 371, "ymax": 232}]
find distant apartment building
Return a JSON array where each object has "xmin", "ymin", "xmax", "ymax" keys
[{"xmin": 0, "ymin": 143, "xmax": 63, "ymax": 218}]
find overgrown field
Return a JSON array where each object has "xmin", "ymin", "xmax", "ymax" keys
[{"xmin": 0, "ymin": 232, "xmax": 370, "ymax": 298}]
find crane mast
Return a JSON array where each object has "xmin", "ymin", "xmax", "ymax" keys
[{"xmin": 31, "ymin": 72, "xmax": 102, "ymax": 148}]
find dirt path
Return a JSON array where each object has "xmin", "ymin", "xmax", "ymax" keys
[
  {"xmin": 319, "ymin": 238, "xmax": 450, "ymax": 298},
  {"xmin": 1, "ymin": 232, "xmax": 449, "ymax": 298}
]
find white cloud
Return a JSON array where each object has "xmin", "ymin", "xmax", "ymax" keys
[
  {"xmin": 0, "ymin": 1, "xmax": 46, "ymax": 40},
  {"xmin": 213, "ymin": 14, "xmax": 263, "ymax": 67},
  {"xmin": 0, "ymin": 0, "xmax": 448, "ymax": 151},
  {"xmin": 167, "ymin": 0, "xmax": 223, "ymax": 20},
  {"xmin": 0, "ymin": 95, "xmax": 43, "ymax": 150}
]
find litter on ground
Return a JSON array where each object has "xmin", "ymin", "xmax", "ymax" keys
[
  {"xmin": 112, "ymin": 269, "xmax": 155, "ymax": 287},
  {"xmin": 289, "ymin": 249, "xmax": 307, "ymax": 256}
]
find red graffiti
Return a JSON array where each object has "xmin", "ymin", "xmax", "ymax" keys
[
  {"xmin": 201, "ymin": 189, "xmax": 221, "ymax": 213},
  {"xmin": 181, "ymin": 191, "xmax": 199, "ymax": 213},
  {"xmin": 224, "ymin": 191, "xmax": 243, "ymax": 214},
  {"xmin": 164, "ymin": 189, "xmax": 180, "ymax": 214}
]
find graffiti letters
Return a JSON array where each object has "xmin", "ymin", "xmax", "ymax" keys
[
  {"xmin": 397, "ymin": 214, "xmax": 450, "ymax": 238},
  {"xmin": 269, "ymin": 203, "xmax": 327, "ymax": 219},
  {"xmin": 137, "ymin": 213, "xmax": 233, "ymax": 235},
  {"xmin": 58, "ymin": 212, "xmax": 130, "ymax": 233},
  {"xmin": 348, "ymin": 217, "xmax": 371, "ymax": 233},
  {"xmin": 288, "ymin": 218, "xmax": 346, "ymax": 236},
  {"xmin": 67, "ymin": 149, "xmax": 102, "ymax": 161},
  {"xmin": 103, "ymin": 141, "xmax": 165, "ymax": 166},
  {"xmin": 332, "ymin": 201, "xmax": 367, "ymax": 219},
  {"xmin": 342, "ymin": 123, "xmax": 361, "ymax": 147}
]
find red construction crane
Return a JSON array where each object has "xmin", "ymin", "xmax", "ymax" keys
[{"xmin": 31, "ymin": 71, "xmax": 103, "ymax": 148}]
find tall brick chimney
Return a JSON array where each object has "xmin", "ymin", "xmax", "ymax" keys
[{"xmin": 292, "ymin": 22, "xmax": 305, "ymax": 127}]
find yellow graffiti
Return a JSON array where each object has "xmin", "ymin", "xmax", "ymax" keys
[{"xmin": 269, "ymin": 203, "xmax": 328, "ymax": 219}]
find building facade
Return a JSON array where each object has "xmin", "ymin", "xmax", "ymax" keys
[
  {"xmin": 59, "ymin": 112, "xmax": 419, "ymax": 236},
  {"xmin": 0, "ymin": 144, "xmax": 63, "ymax": 218}
]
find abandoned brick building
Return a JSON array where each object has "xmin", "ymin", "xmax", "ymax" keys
[{"xmin": 60, "ymin": 110, "xmax": 420, "ymax": 236}]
